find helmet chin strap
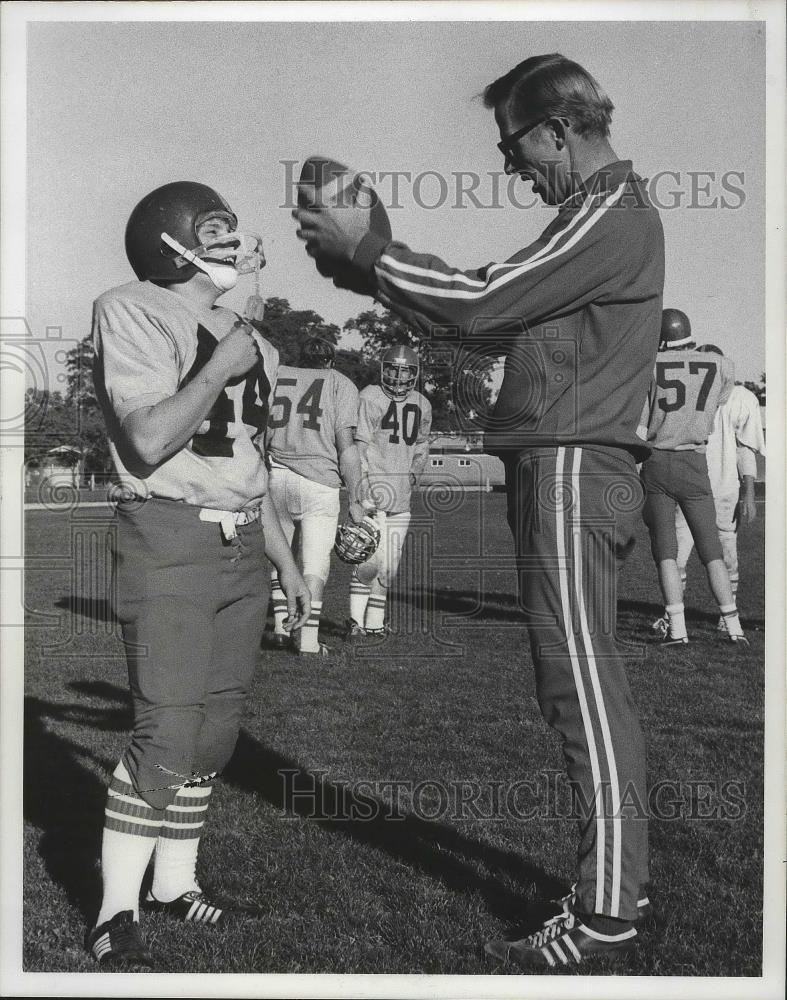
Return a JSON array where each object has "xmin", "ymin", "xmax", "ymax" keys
[{"xmin": 161, "ymin": 232, "xmax": 239, "ymax": 291}]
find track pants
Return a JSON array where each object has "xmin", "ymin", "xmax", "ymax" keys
[
  {"xmin": 111, "ymin": 498, "xmax": 269, "ymax": 810},
  {"xmin": 503, "ymin": 445, "xmax": 647, "ymax": 921}
]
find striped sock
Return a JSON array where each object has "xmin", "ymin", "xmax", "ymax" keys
[
  {"xmin": 95, "ymin": 759, "xmax": 163, "ymax": 924},
  {"xmin": 350, "ymin": 572, "xmax": 371, "ymax": 628},
  {"xmin": 271, "ymin": 574, "xmax": 288, "ymax": 635},
  {"xmin": 365, "ymin": 592, "xmax": 387, "ymax": 632},
  {"xmin": 666, "ymin": 603, "xmax": 687, "ymax": 640},
  {"xmin": 719, "ymin": 603, "xmax": 743, "ymax": 638},
  {"xmin": 300, "ymin": 600, "xmax": 323, "ymax": 653},
  {"xmin": 150, "ymin": 783, "xmax": 213, "ymax": 902}
]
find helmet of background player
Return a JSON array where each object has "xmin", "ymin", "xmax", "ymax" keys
[
  {"xmin": 300, "ymin": 337, "xmax": 336, "ymax": 369},
  {"xmin": 659, "ymin": 308, "xmax": 695, "ymax": 351},
  {"xmin": 380, "ymin": 344, "xmax": 419, "ymax": 400},
  {"xmin": 697, "ymin": 343, "xmax": 724, "ymax": 356},
  {"xmin": 124, "ymin": 181, "xmax": 263, "ymax": 292}
]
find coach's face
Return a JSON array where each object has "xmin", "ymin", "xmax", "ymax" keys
[{"xmin": 495, "ymin": 103, "xmax": 572, "ymax": 206}]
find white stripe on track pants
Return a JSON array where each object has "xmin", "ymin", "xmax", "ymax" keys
[{"xmin": 503, "ymin": 444, "xmax": 648, "ymax": 921}]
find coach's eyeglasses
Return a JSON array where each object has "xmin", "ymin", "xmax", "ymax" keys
[{"xmin": 496, "ymin": 119, "xmax": 549, "ymax": 158}]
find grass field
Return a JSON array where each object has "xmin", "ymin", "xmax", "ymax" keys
[{"xmin": 22, "ymin": 490, "xmax": 765, "ymax": 976}]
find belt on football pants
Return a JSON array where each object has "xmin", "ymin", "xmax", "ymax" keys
[{"xmin": 198, "ymin": 506, "xmax": 262, "ymax": 541}]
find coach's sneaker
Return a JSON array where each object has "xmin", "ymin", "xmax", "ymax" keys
[
  {"xmin": 553, "ymin": 883, "xmax": 652, "ymax": 924},
  {"xmin": 484, "ymin": 910, "xmax": 637, "ymax": 970},
  {"xmin": 143, "ymin": 888, "xmax": 263, "ymax": 924},
  {"xmin": 86, "ymin": 909, "xmax": 155, "ymax": 968}
]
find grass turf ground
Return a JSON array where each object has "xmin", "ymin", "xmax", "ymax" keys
[{"xmin": 22, "ymin": 491, "xmax": 764, "ymax": 975}]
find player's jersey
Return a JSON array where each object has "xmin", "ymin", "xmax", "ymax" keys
[
  {"xmin": 355, "ymin": 384, "xmax": 432, "ymax": 513},
  {"xmin": 266, "ymin": 366, "xmax": 359, "ymax": 488},
  {"xmin": 641, "ymin": 348, "xmax": 735, "ymax": 452},
  {"xmin": 706, "ymin": 383, "xmax": 765, "ymax": 496},
  {"xmin": 92, "ymin": 280, "xmax": 278, "ymax": 510}
]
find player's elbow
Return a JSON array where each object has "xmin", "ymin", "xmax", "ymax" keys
[{"xmin": 121, "ymin": 410, "xmax": 168, "ymax": 466}]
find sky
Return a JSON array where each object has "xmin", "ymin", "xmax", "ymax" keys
[{"xmin": 25, "ymin": 16, "xmax": 766, "ymax": 382}]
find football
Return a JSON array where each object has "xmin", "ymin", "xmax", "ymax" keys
[{"xmin": 297, "ymin": 156, "xmax": 392, "ymax": 287}]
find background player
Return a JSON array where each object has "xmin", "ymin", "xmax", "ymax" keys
[
  {"xmin": 88, "ymin": 182, "xmax": 310, "ymax": 968},
  {"xmin": 664, "ymin": 344, "xmax": 765, "ymax": 632},
  {"xmin": 348, "ymin": 345, "xmax": 432, "ymax": 638},
  {"xmin": 640, "ymin": 311, "xmax": 747, "ymax": 645},
  {"xmin": 265, "ymin": 336, "xmax": 367, "ymax": 655}
]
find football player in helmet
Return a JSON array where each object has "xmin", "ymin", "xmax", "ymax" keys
[
  {"xmin": 347, "ymin": 343, "xmax": 432, "ymax": 638},
  {"xmin": 265, "ymin": 336, "xmax": 368, "ymax": 655},
  {"xmin": 87, "ymin": 181, "xmax": 310, "ymax": 968},
  {"xmin": 639, "ymin": 310, "xmax": 747, "ymax": 645}
]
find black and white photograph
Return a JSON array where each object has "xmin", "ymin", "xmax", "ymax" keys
[{"xmin": 1, "ymin": 1, "xmax": 784, "ymax": 996}]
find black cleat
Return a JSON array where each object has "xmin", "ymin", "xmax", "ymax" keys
[
  {"xmin": 652, "ymin": 633, "xmax": 689, "ymax": 647},
  {"xmin": 143, "ymin": 888, "xmax": 264, "ymax": 925},
  {"xmin": 262, "ymin": 631, "xmax": 293, "ymax": 651},
  {"xmin": 344, "ymin": 618, "xmax": 366, "ymax": 641},
  {"xmin": 299, "ymin": 642, "xmax": 332, "ymax": 658},
  {"xmin": 86, "ymin": 910, "xmax": 155, "ymax": 969},
  {"xmin": 484, "ymin": 910, "xmax": 637, "ymax": 970},
  {"xmin": 727, "ymin": 633, "xmax": 750, "ymax": 647}
]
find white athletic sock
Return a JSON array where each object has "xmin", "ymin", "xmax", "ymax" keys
[
  {"xmin": 665, "ymin": 603, "xmax": 687, "ymax": 640},
  {"xmin": 96, "ymin": 760, "xmax": 163, "ymax": 925},
  {"xmin": 271, "ymin": 574, "xmax": 288, "ymax": 635},
  {"xmin": 719, "ymin": 603, "xmax": 743, "ymax": 638},
  {"xmin": 150, "ymin": 783, "xmax": 213, "ymax": 902},
  {"xmin": 365, "ymin": 592, "xmax": 387, "ymax": 632},
  {"xmin": 300, "ymin": 600, "xmax": 323, "ymax": 653},
  {"xmin": 350, "ymin": 572, "xmax": 371, "ymax": 628}
]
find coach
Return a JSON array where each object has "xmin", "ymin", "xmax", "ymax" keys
[{"xmin": 294, "ymin": 54, "xmax": 663, "ymax": 969}]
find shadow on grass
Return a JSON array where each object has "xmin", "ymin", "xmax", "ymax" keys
[
  {"xmin": 54, "ymin": 596, "xmax": 116, "ymax": 624},
  {"xmin": 23, "ymin": 681, "xmax": 130, "ymax": 921},
  {"xmin": 224, "ymin": 730, "xmax": 565, "ymax": 923}
]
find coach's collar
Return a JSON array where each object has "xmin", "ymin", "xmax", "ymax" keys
[{"xmin": 561, "ymin": 160, "xmax": 638, "ymax": 208}]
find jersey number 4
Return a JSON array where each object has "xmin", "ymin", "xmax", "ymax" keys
[
  {"xmin": 268, "ymin": 378, "xmax": 325, "ymax": 432},
  {"xmin": 181, "ymin": 324, "xmax": 271, "ymax": 458},
  {"xmin": 656, "ymin": 360, "xmax": 717, "ymax": 413},
  {"xmin": 380, "ymin": 401, "xmax": 421, "ymax": 445}
]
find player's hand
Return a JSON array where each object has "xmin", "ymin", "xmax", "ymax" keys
[
  {"xmin": 210, "ymin": 320, "xmax": 260, "ymax": 380},
  {"xmin": 409, "ymin": 472, "xmax": 418, "ymax": 489},
  {"xmin": 279, "ymin": 565, "xmax": 311, "ymax": 632},
  {"xmin": 737, "ymin": 491, "xmax": 757, "ymax": 525},
  {"xmin": 348, "ymin": 500, "xmax": 369, "ymax": 524}
]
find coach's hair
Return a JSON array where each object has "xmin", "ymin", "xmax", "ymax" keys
[
  {"xmin": 697, "ymin": 343, "xmax": 724, "ymax": 356},
  {"xmin": 482, "ymin": 54, "xmax": 614, "ymax": 139},
  {"xmin": 300, "ymin": 336, "xmax": 336, "ymax": 369}
]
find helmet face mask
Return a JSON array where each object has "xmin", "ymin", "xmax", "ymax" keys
[
  {"xmin": 380, "ymin": 345, "xmax": 419, "ymax": 400},
  {"xmin": 125, "ymin": 182, "xmax": 263, "ymax": 289}
]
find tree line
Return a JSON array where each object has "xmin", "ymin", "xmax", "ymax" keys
[{"xmin": 25, "ymin": 299, "xmax": 493, "ymax": 477}]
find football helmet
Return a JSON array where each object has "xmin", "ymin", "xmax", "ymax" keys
[
  {"xmin": 300, "ymin": 337, "xmax": 336, "ymax": 369},
  {"xmin": 125, "ymin": 181, "xmax": 263, "ymax": 291},
  {"xmin": 381, "ymin": 344, "xmax": 419, "ymax": 400},
  {"xmin": 659, "ymin": 308, "xmax": 694, "ymax": 350},
  {"xmin": 334, "ymin": 514, "xmax": 380, "ymax": 565}
]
